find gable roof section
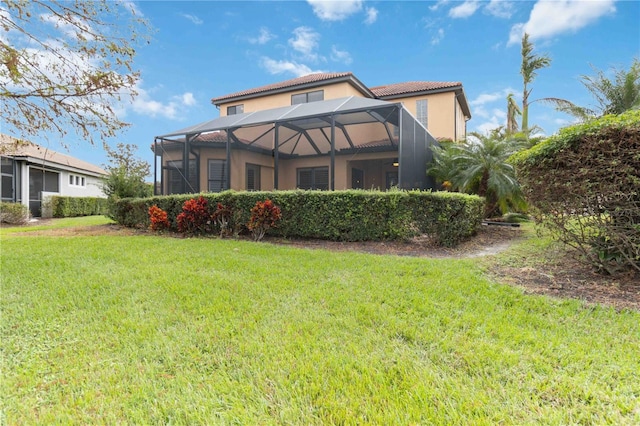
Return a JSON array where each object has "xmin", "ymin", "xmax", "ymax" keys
[
  {"xmin": 0, "ymin": 134, "xmax": 107, "ymax": 176},
  {"xmin": 370, "ymin": 81, "xmax": 471, "ymax": 119},
  {"xmin": 211, "ymin": 72, "xmax": 374, "ymax": 105}
]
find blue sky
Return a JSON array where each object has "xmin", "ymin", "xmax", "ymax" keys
[{"xmin": 8, "ymin": 1, "xmax": 640, "ymax": 172}]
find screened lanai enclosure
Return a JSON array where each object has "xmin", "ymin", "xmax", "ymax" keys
[{"xmin": 153, "ymin": 96, "xmax": 439, "ymax": 195}]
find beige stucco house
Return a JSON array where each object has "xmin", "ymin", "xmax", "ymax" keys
[{"xmin": 153, "ymin": 72, "xmax": 471, "ymax": 195}]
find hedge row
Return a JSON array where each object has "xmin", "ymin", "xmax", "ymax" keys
[
  {"xmin": 112, "ymin": 190, "xmax": 484, "ymax": 247},
  {"xmin": 46, "ymin": 196, "xmax": 109, "ymax": 218},
  {"xmin": 511, "ymin": 110, "xmax": 640, "ymax": 274}
]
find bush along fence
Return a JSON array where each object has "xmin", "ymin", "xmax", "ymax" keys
[
  {"xmin": 511, "ymin": 110, "xmax": 640, "ymax": 274},
  {"xmin": 42, "ymin": 196, "xmax": 109, "ymax": 218},
  {"xmin": 112, "ymin": 190, "xmax": 484, "ymax": 247}
]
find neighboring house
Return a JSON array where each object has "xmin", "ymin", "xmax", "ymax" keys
[
  {"xmin": 0, "ymin": 134, "xmax": 107, "ymax": 217},
  {"xmin": 153, "ymin": 72, "xmax": 471, "ymax": 195}
]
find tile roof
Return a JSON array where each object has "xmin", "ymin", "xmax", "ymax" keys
[
  {"xmin": 211, "ymin": 72, "xmax": 360, "ymax": 103},
  {"xmin": 0, "ymin": 134, "xmax": 107, "ymax": 175},
  {"xmin": 370, "ymin": 81, "xmax": 462, "ymax": 98}
]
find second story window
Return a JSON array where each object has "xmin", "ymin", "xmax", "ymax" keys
[
  {"xmin": 416, "ymin": 99, "xmax": 428, "ymax": 129},
  {"xmin": 227, "ymin": 104, "xmax": 244, "ymax": 115},
  {"xmin": 291, "ymin": 90, "xmax": 324, "ymax": 105}
]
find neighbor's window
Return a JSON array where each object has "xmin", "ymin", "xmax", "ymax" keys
[
  {"xmin": 297, "ymin": 167, "xmax": 329, "ymax": 190},
  {"xmin": 69, "ymin": 174, "xmax": 87, "ymax": 187},
  {"xmin": 1, "ymin": 157, "xmax": 14, "ymax": 202},
  {"xmin": 246, "ymin": 163, "xmax": 261, "ymax": 191},
  {"xmin": 291, "ymin": 90, "xmax": 324, "ymax": 105},
  {"xmin": 416, "ymin": 99, "xmax": 428, "ymax": 129},
  {"xmin": 227, "ymin": 104, "xmax": 244, "ymax": 115},
  {"xmin": 208, "ymin": 159, "xmax": 227, "ymax": 192}
]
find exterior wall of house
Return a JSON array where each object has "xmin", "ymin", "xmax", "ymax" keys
[
  {"xmin": 217, "ymin": 82, "xmax": 367, "ymax": 116},
  {"xmin": 160, "ymin": 147, "xmax": 399, "ymax": 193},
  {"xmin": 391, "ymin": 91, "xmax": 462, "ymax": 141},
  {"xmin": 60, "ymin": 171, "xmax": 105, "ymax": 198}
]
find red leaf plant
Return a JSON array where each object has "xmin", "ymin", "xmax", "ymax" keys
[
  {"xmin": 247, "ymin": 199, "xmax": 281, "ymax": 241},
  {"xmin": 177, "ymin": 196, "xmax": 211, "ymax": 235},
  {"xmin": 148, "ymin": 205, "xmax": 170, "ymax": 231}
]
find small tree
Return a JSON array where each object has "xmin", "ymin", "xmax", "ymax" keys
[
  {"xmin": 103, "ymin": 143, "xmax": 151, "ymax": 217},
  {"xmin": 1, "ymin": 1, "xmax": 149, "ymax": 146},
  {"xmin": 429, "ymin": 130, "xmax": 527, "ymax": 217}
]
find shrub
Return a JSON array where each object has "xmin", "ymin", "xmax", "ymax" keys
[
  {"xmin": 0, "ymin": 202, "xmax": 29, "ymax": 225},
  {"xmin": 247, "ymin": 199, "xmax": 281, "ymax": 241},
  {"xmin": 148, "ymin": 205, "xmax": 170, "ymax": 231},
  {"xmin": 177, "ymin": 196, "xmax": 211, "ymax": 235},
  {"xmin": 48, "ymin": 196, "xmax": 108, "ymax": 218},
  {"xmin": 112, "ymin": 190, "xmax": 484, "ymax": 246},
  {"xmin": 212, "ymin": 203, "xmax": 232, "ymax": 237},
  {"xmin": 511, "ymin": 110, "xmax": 640, "ymax": 274}
]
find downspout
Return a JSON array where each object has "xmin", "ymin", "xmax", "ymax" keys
[
  {"xmin": 274, "ymin": 124, "xmax": 279, "ymax": 189},
  {"xmin": 153, "ymin": 138, "xmax": 158, "ymax": 195},
  {"xmin": 397, "ymin": 106, "xmax": 403, "ymax": 189},
  {"xmin": 226, "ymin": 130, "xmax": 231, "ymax": 191},
  {"xmin": 330, "ymin": 115, "xmax": 335, "ymax": 190},
  {"xmin": 184, "ymin": 134, "xmax": 191, "ymax": 193}
]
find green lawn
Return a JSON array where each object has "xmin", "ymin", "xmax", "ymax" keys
[{"xmin": 1, "ymin": 217, "xmax": 639, "ymax": 424}]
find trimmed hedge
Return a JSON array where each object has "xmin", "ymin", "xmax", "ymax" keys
[
  {"xmin": 0, "ymin": 202, "xmax": 29, "ymax": 225},
  {"xmin": 47, "ymin": 196, "xmax": 109, "ymax": 218},
  {"xmin": 112, "ymin": 190, "xmax": 484, "ymax": 247},
  {"xmin": 511, "ymin": 110, "xmax": 640, "ymax": 274}
]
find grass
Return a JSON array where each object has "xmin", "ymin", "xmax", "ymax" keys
[
  {"xmin": 1, "ymin": 217, "xmax": 639, "ymax": 424},
  {"xmin": 0, "ymin": 215, "xmax": 114, "ymax": 234}
]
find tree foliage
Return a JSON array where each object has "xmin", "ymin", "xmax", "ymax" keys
[
  {"xmin": 547, "ymin": 59, "xmax": 640, "ymax": 121},
  {"xmin": 429, "ymin": 129, "xmax": 527, "ymax": 217},
  {"xmin": 0, "ymin": 0, "xmax": 149, "ymax": 145},
  {"xmin": 520, "ymin": 33, "xmax": 551, "ymax": 134},
  {"xmin": 102, "ymin": 143, "xmax": 151, "ymax": 201},
  {"xmin": 512, "ymin": 110, "xmax": 640, "ymax": 275}
]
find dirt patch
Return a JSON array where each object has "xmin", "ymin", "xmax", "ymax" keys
[{"xmin": 8, "ymin": 221, "xmax": 639, "ymax": 311}]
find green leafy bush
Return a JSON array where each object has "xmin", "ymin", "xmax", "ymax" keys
[
  {"xmin": 0, "ymin": 202, "xmax": 29, "ymax": 225},
  {"xmin": 511, "ymin": 110, "xmax": 640, "ymax": 274},
  {"xmin": 111, "ymin": 190, "xmax": 484, "ymax": 246},
  {"xmin": 48, "ymin": 196, "xmax": 108, "ymax": 218}
]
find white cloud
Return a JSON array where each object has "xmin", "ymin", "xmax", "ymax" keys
[
  {"xmin": 307, "ymin": 0, "xmax": 363, "ymax": 21},
  {"xmin": 330, "ymin": 46, "xmax": 352, "ymax": 64},
  {"xmin": 431, "ymin": 28, "xmax": 445, "ymax": 45},
  {"xmin": 260, "ymin": 57, "xmax": 323, "ymax": 77},
  {"xmin": 288, "ymin": 26, "xmax": 321, "ymax": 62},
  {"xmin": 429, "ymin": 0, "xmax": 450, "ymax": 12},
  {"xmin": 449, "ymin": 1, "xmax": 481, "ymax": 18},
  {"xmin": 469, "ymin": 89, "xmax": 518, "ymax": 132},
  {"xmin": 180, "ymin": 13, "xmax": 203, "ymax": 25},
  {"xmin": 508, "ymin": 0, "xmax": 616, "ymax": 45},
  {"xmin": 128, "ymin": 84, "xmax": 196, "ymax": 120},
  {"xmin": 180, "ymin": 92, "xmax": 196, "ymax": 106},
  {"xmin": 364, "ymin": 7, "xmax": 378, "ymax": 24},
  {"xmin": 249, "ymin": 27, "xmax": 275, "ymax": 45},
  {"xmin": 121, "ymin": 1, "xmax": 143, "ymax": 17},
  {"xmin": 485, "ymin": 0, "xmax": 515, "ymax": 19}
]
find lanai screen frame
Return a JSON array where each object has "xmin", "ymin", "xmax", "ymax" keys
[{"xmin": 153, "ymin": 96, "xmax": 438, "ymax": 194}]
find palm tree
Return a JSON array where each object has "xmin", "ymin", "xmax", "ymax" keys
[
  {"xmin": 548, "ymin": 59, "xmax": 640, "ymax": 120},
  {"xmin": 506, "ymin": 93, "xmax": 521, "ymax": 135},
  {"xmin": 429, "ymin": 131, "xmax": 527, "ymax": 217},
  {"xmin": 521, "ymin": 33, "xmax": 551, "ymax": 135}
]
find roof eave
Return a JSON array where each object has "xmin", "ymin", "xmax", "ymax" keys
[
  {"xmin": 377, "ymin": 85, "xmax": 471, "ymax": 119},
  {"xmin": 211, "ymin": 74, "xmax": 375, "ymax": 106}
]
